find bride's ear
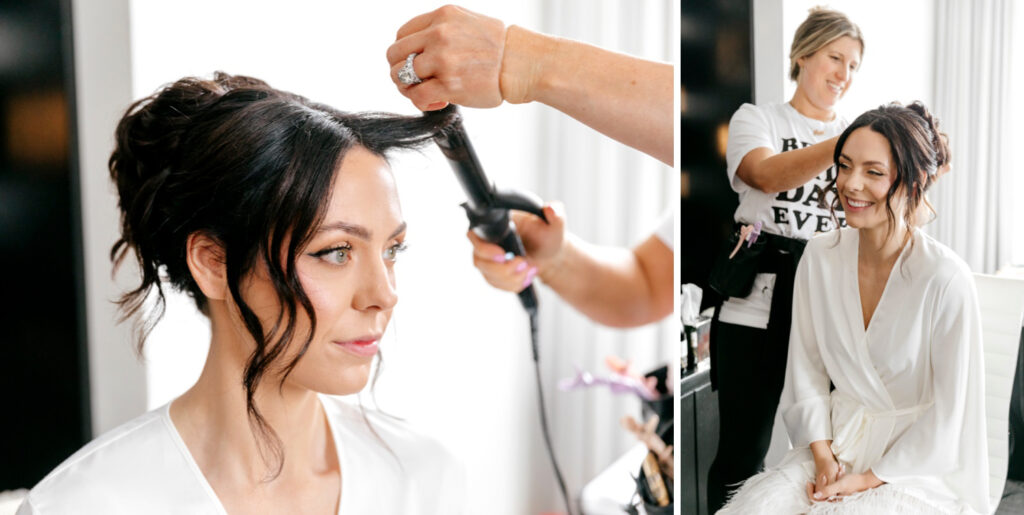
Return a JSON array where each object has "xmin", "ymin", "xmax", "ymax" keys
[{"xmin": 186, "ymin": 232, "xmax": 228, "ymax": 301}]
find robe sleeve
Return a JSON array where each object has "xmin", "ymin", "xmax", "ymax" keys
[
  {"xmin": 15, "ymin": 497, "xmax": 38, "ymax": 515},
  {"xmin": 779, "ymin": 244, "xmax": 833, "ymax": 447},
  {"xmin": 872, "ymin": 268, "xmax": 990, "ymax": 514}
]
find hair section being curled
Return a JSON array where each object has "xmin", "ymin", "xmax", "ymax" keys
[{"xmin": 109, "ymin": 71, "xmax": 458, "ymax": 478}]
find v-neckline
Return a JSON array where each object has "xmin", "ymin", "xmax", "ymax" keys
[
  {"xmin": 853, "ymin": 229, "xmax": 914, "ymax": 335},
  {"xmin": 164, "ymin": 393, "xmax": 347, "ymax": 515}
]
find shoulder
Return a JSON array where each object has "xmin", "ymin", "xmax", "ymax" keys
[
  {"xmin": 911, "ymin": 230, "xmax": 973, "ymax": 288},
  {"xmin": 730, "ymin": 102, "xmax": 777, "ymax": 127},
  {"xmin": 803, "ymin": 228, "xmax": 847, "ymax": 258},
  {"xmin": 319, "ymin": 395, "xmax": 458, "ymax": 469},
  {"xmin": 23, "ymin": 405, "xmax": 211, "ymax": 514}
]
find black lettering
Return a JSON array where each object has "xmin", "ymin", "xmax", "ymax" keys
[
  {"xmin": 837, "ymin": 216, "xmax": 847, "ymax": 228},
  {"xmin": 801, "ymin": 141, "xmax": 812, "ymax": 148},
  {"xmin": 803, "ymin": 185, "xmax": 827, "ymax": 209},
  {"xmin": 772, "ymin": 206, "xmax": 790, "ymax": 225},
  {"xmin": 794, "ymin": 210, "xmax": 813, "ymax": 230},
  {"xmin": 776, "ymin": 186, "xmax": 804, "ymax": 203},
  {"xmin": 816, "ymin": 215, "xmax": 833, "ymax": 232},
  {"xmin": 781, "ymin": 138, "xmax": 798, "ymax": 152}
]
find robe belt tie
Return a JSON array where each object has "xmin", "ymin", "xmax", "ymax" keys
[{"xmin": 829, "ymin": 391, "xmax": 933, "ymax": 474}]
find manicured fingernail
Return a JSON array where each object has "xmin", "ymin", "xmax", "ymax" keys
[
  {"xmin": 493, "ymin": 251, "xmax": 514, "ymax": 263},
  {"xmin": 426, "ymin": 102, "xmax": 446, "ymax": 110},
  {"xmin": 515, "ymin": 261, "xmax": 528, "ymax": 272},
  {"xmin": 522, "ymin": 267, "xmax": 538, "ymax": 288},
  {"xmin": 814, "ymin": 492, "xmax": 822, "ymax": 499}
]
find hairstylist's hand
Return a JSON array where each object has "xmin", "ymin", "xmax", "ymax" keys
[
  {"xmin": 387, "ymin": 5, "xmax": 508, "ymax": 111},
  {"xmin": 467, "ymin": 202, "xmax": 566, "ymax": 292}
]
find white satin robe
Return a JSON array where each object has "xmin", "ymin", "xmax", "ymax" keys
[{"xmin": 720, "ymin": 228, "xmax": 989, "ymax": 515}]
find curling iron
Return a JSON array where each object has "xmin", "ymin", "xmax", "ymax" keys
[
  {"xmin": 431, "ymin": 105, "xmax": 548, "ymax": 318},
  {"xmin": 431, "ymin": 106, "xmax": 574, "ymax": 515}
]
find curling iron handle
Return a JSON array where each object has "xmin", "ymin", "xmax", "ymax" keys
[{"xmin": 496, "ymin": 227, "xmax": 539, "ymax": 317}]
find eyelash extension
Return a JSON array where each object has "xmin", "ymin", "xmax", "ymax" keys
[{"xmin": 309, "ymin": 243, "xmax": 352, "ymax": 258}]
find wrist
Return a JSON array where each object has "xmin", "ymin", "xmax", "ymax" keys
[
  {"xmin": 862, "ymin": 469, "xmax": 884, "ymax": 488},
  {"xmin": 500, "ymin": 25, "xmax": 554, "ymax": 105},
  {"xmin": 536, "ymin": 235, "xmax": 573, "ymax": 284}
]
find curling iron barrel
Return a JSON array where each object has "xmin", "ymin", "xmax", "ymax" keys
[{"xmin": 431, "ymin": 106, "xmax": 548, "ymax": 316}]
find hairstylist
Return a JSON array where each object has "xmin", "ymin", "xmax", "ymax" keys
[
  {"xmin": 386, "ymin": 5, "xmax": 674, "ymax": 327},
  {"xmin": 706, "ymin": 7, "xmax": 863, "ymax": 511}
]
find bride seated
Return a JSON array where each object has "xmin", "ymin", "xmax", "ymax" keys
[{"xmin": 719, "ymin": 102, "xmax": 989, "ymax": 514}]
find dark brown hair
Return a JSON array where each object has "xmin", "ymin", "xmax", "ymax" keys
[
  {"xmin": 109, "ymin": 72, "xmax": 456, "ymax": 478},
  {"xmin": 829, "ymin": 101, "xmax": 950, "ymax": 240}
]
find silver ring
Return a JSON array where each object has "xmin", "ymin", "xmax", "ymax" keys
[{"xmin": 398, "ymin": 52, "xmax": 422, "ymax": 85}]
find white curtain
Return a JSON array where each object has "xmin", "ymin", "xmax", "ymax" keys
[
  {"xmin": 528, "ymin": 1, "xmax": 676, "ymax": 512},
  {"xmin": 928, "ymin": 0, "xmax": 1015, "ymax": 273}
]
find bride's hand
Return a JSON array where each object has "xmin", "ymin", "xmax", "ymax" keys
[
  {"xmin": 807, "ymin": 440, "xmax": 842, "ymax": 501},
  {"xmin": 811, "ymin": 470, "xmax": 884, "ymax": 501}
]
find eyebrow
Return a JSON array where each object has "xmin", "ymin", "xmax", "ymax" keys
[
  {"xmin": 839, "ymin": 153, "xmax": 888, "ymax": 168},
  {"xmin": 316, "ymin": 220, "xmax": 407, "ymax": 240}
]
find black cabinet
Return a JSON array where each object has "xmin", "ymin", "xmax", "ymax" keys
[{"xmin": 678, "ymin": 367, "xmax": 720, "ymax": 515}]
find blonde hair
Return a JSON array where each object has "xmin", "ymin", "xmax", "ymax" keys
[{"xmin": 789, "ymin": 7, "xmax": 864, "ymax": 82}]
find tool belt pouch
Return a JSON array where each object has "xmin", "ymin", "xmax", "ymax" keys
[{"xmin": 708, "ymin": 229, "xmax": 766, "ymax": 298}]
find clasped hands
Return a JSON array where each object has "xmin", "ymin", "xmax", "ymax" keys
[{"xmin": 807, "ymin": 440, "xmax": 884, "ymax": 503}]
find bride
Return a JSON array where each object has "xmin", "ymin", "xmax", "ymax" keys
[{"xmin": 719, "ymin": 102, "xmax": 989, "ymax": 514}]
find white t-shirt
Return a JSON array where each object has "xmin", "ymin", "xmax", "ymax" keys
[
  {"xmin": 17, "ymin": 395, "xmax": 464, "ymax": 515},
  {"xmin": 719, "ymin": 102, "xmax": 849, "ymax": 329}
]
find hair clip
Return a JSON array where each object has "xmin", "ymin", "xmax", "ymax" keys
[{"xmin": 746, "ymin": 221, "xmax": 763, "ymax": 247}]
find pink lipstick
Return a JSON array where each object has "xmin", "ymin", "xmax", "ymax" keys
[{"xmin": 332, "ymin": 338, "xmax": 379, "ymax": 358}]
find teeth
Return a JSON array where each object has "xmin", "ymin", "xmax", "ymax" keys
[{"xmin": 848, "ymin": 199, "xmax": 872, "ymax": 208}]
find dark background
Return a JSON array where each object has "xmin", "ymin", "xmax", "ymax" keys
[
  {"xmin": 0, "ymin": 0, "xmax": 90, "ymax": 489},
  {"xmin": 681, "ymin": 0, "xmax": 751, "ymax": 312}
]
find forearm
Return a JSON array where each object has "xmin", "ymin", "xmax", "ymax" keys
[
  {"xmin": 537, "ymin": 235, "xmax": 671, "ymax": 327},
  {"xmin": 501, "ymin": 25, "xmax": 673, "ymax": 166},
  {"xmin": 742, "ymin": 136, "xmax": 839, "ymax": 193}
]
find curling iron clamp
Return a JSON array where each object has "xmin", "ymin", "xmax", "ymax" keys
[{"xmin": 431, "ymin": 105, "xmax": 548, "ymax": 317}]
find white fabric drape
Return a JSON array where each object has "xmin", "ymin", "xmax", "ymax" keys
[
  {"xmin": 928, "ymin": 0, "xmax": 1015, "ymax": 273},
  {"xmin": 527, "ymin": 1, "xmax": 676, "ymax": 512}
]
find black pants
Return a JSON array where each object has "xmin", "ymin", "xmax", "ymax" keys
[
  {"xmin": 705, "ymin": 238, "xmax": 801, "ymax": 513},
  {"xmin": 705, "ymin": 320, "xmax": 788, "ymax": 512}
]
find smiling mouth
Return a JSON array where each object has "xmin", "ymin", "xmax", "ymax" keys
[
  {"xmin": 846, "ymin": 198, "xmax": 874, "ymax": 208},
  {"xmin": 827, "ymin": 81, "xmax": 843, "ymax": 94}
]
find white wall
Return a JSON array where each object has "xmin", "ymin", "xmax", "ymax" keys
[
  {"xmin": 756, "ymin": 0, "xmax": 935, "ymax": 118},
  {"xmin": 71, "ymin": 0, "xmax": 147, "ymax": 438}
]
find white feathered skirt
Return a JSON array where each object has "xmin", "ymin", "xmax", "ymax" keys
[{"xmin": 715, "ymin": 449, "xmax": 960, "ymax": 515}]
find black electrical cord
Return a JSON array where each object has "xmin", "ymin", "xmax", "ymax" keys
[{"xmin": 530, "ymin": 312, "xmax": 574, "ymax": 515}]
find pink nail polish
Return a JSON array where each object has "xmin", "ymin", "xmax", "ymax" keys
[
  {"xmin": 515, "ymin": 261, "xmax": 527, "ymax": 272},
  {"xmin": 522, "ymin": 267, "xmax": 538, "ymax": 289}
]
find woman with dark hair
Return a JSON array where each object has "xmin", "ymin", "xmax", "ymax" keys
[
  {"xmin": 17, "ymin": 72, "xmax": 464, "ymax": 514},
  {"xmin": 719, "ymin": 102, "xmax": 988, "ymax": 514}
]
